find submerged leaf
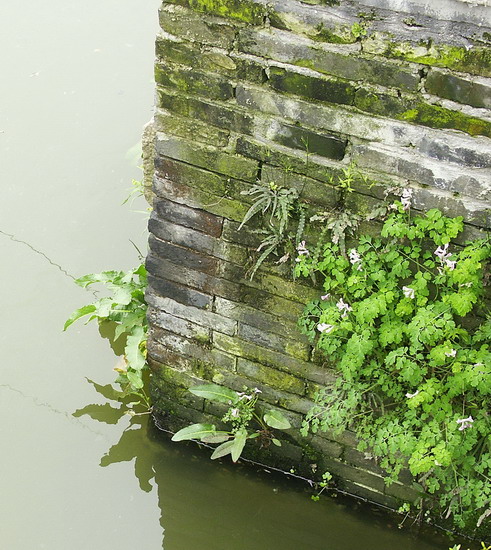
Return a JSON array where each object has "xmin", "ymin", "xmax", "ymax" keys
[{"xmin": 171, "ymin": 423, "xmax": 217, "ymax": 442}]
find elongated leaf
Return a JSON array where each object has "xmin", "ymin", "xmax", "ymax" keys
[
  {"xmin": 201, "ymin": 433, "xmax": 230, "ymax": 444},
  {"xmin": 211, "ymin": 440, "xmax": 235, "ymax": 460},
  {"xmin": 171, "ymin": 423, "xmax": 217, "ymax": 442},
  {"xmin": 189, "ymin": 383, "xmax": 237, "ymax": 404},
  {"xmin": 63, "ymin": 304, "xmax": 96, "ymax": 331},
  {"xmin": 263, "ymin": 409, "xmax": 291, "ymax": 430},
  {"xmin": 75, "ymin": 271, "xmax": 121, "ymax": 288},
  {"xmin": 125, "ymin": 326, "xmax": 146, "ymax": 371},
  {"xmin": 231, "ymin": 429, "xmax": 247, "ymax": 462},
  {"xmin": 126, "ymin": 370, "xmax": 144, "ymax": 390}
]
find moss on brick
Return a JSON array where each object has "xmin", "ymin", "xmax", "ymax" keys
[
  {"xmin": 398, "ymin": 103, "xmax": 491, "ymax": 138},
  {"xmin": 164, "ymin": 0, "xmax": 267, "ymax": 24}
]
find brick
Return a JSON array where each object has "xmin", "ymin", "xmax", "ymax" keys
[
  {"xmin": 268, "ymin": 66, "xmax": 356, "ymax": 107},
  {"xmin": 163, "ymin": 0, "xmax": 269, "ymax": 25},
  {"xmin": 416, "ymin": 134, "xmax": 491, "ymax": 169},
  {"xmin": 148, "ymin": 273, "xmax": 213, "ymax": 309},
  {"xmin": 336, "ymin": 480, "xmax": 399, "ymax": 509},
  {"xmin": 238, "ymin": 26, "xmax": 420, "ymax": 91},
  {"xmin": 146, "ymin": 290, "xmax": 238, "ymax": 336},
  {"xmin": 213, "ymin": 331, "xmax": 335, "ymax": 384},
  {"xmin": 155, "ymin": 108, "xmax": 230, "ymax": 149},
  {"xmin": 310, "ymin": 434, "xmax": 343, "ymax": 459},
  {"xmin": 159, "ymin": 4, "xmax": 236, "ymax": 49},
  {"xmin": 425, "ymin": 69, "xmax": 491, "ymax": 110},
  {"xmin": 153, "ymin": 198, "xmax": 223, "ymax": 238},
  {"xmin": 238, "ymin": 322, "xmax": 311, "ymax": 360},
  {"xmin": 236, "ymin": 357, "xmax": 305, "ymax": 394},
  {"xmin": 147, "ymin": 307, "xmax": 211, "ymax": 343},
  {"xmin": 152, "ymin": 327, "xmax": 237, "ymax": 370},
  {"xmin": 344, "ymin": 448, "xmax": 386, "ymax": 476},
  {"xmin": 148, "ymin": 233, "xmax": 219, "ymax": 275},
  {"xmin": 235, "ymin": 83, "xmax": 425, "ymax": 147},
  {"xmin": 153, "ymin": 174, "xmax": 250, "ymax": 222},
  {"xmin": 156, "ymin": 88, "xmax": 254, "ymax": 134},
  {"xmin": 155, "ymin": 61, "xmax": 234, "ymax": 100},
  {"xmin": 156, "ymin": 133, "xmax": 259, "ymax": 182},
  {"xmin": 384, "ymin": 481, "xmax": 422, "ymax": 504},
  {"xmin": 320, "ymin": 457, "xmax": 386, "ymax": 493}
]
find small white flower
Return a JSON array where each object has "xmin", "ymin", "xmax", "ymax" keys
[
  {"xmin": 401, "ymin": 188, "xmax": 413, "ymax": 211},
  {"xmin": 349, "ymin": 249, "xmax": 363, "ymax": 271},
  {"xmin": 445, "ymin": 349, "xmax": 457, "ymax": 358},
  {"xmin": 320, "ymin": 293, "xmax": 331, "ymax": 301},
  {"xmin": 237, "ymin": 392, "xmax": 253, "ymax": 401},
  {"xmin": 336, "ymin": 298, "xmax": 352, "ymax": 318},
  {"xmin": 434, "ymin": 243, "xmax": 450, "ymax": 261},
  {"xmin": 296, "ymin": 241, "xmax": 309, "ymax": 256},
  {"xmin": 445, "ymin": 259, "xmax": 457, "ymax": 270},
  {"xmin": 402, "ymin": 286, "xmax": 415, "ymax": 299},
  {"xmin": 230, "ymin": 408, "xmax": 240, "ymax": 418},
  {"xmin": 456, "ymin": 416, "xmax": 474, "ymax": 431},
  {"xmin": 405, "ymin": 390, "xmax": 419, "ymax": 399},
  {"xmin": 253, "ymin": 387, "xmax": 262, "ymax": 394},
  {"xmin": 317, "ymin": 323, "xmax": 335, "ymax": 334}
]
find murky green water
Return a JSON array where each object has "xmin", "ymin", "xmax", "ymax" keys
[{"xmin": 0, "ymin": 2, "xmax": 466, "ymax": 549}]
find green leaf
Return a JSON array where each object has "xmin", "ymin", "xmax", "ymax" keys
[
  {"xmin": 200, "ymin": 433, "xmax": 231, "ymax": 444},
  {"xmin": 231, "ymin": 429, "xmax": 248, "ymax": 462},
  {"xmin": 75, "ymin": 271, "xmax": 121, "ymax": 288},
  {"xmin": 272, "ymin": 438, "xmax": 282, "ymax": 447},
  {"xmin": 264, "ymin": 409, "xmax": 291, "ymax": 430},
  {"xmin": 126, "ymin": 370, "xmax": 144, "ymax": 390},
  {"xmin": 189, "ymin": 383, "xmax": 238, "ymax": 404},
  {"xmin": 171, "ymin": 423, "xmax": 217, "ymax": 442},
  {"xmin": 125, "ymin": 326, "xmax": 146, "ymax": 371},
  {"xmin": 63, "ymin": 304, "xmax": 96, "ymax": 331},
  {"xmin": 210, "ymin": 440, "xmax": 235, "ymax": 460}
]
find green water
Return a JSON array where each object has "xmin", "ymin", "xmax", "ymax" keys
[{"xmin": 0, "ymin": 1, "xmax": 467, "ymax": 548}]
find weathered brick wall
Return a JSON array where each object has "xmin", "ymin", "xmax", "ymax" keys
[{"xmin": 145, "ymin": 0, "xmax": 491, "ymax": 508}]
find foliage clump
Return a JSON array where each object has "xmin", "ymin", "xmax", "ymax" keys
[{"xmin": 295, "ymin": 198, "xmax": 491, "ymax": 530}]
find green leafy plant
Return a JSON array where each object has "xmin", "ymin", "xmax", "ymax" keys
[
  {"xmin": 171, "ymin": 383, "xmax": 291, "ymax": 462},
  {"xmin": 311, "ymin": 471, "xmax": 333, "ymax": 501},
  {"xmin": 239, "ymin": 179, "xmax": 306, "ymax": 279},
  {"xmin": 295, "ymin": 198, "xmax": 491, "ymax": 530},
  {"xmin": 64, "ymin": 264, "xmax": 150, "ymax": 409}
]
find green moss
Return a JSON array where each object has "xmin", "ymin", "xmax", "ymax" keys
[
  {"xmin": 172, "ymin": 0, "xmax": 267, "ymax": 24},
  {"xmin": 311, "ymin": 23, "xmax": 356, "ymax": 44},
  {"xmin": 386, "ymin": 42, "xmax": 491, "ymax": 78},
  {"xmin": 190, "ymin": 358, "xmax": 216, "ymax": 380},
  {"xmin": 398, "ymin": 103, "xmax": 491, "ymax": 138}
]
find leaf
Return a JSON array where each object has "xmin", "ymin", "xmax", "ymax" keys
[
  {"xmin": 126, "ymin": 370, "xmax": 144, "ymax": 390},
  {"xmin": 264, "ymin": 409, "xmax": 291, "ymax": 430},
  {"xmin": 75, "ymin": 271, "xmax": 121, "ymax": 288},
  {"xmin": 171, "ymin": 423, "xmax": 217, "ymax": 442},
  {"xmin": 231, "ymin": 429, "xmax": 248, "ymax": 462},
  {"xmin": 63, "ymin": 304, "xmax": 96, "ymax": 331},
  {"xmin": 210, "ymin": 440, "xmax": 235, "ymax": 460},
  {"xmin": 189, "ymin": 383, "xmax": 238, "ymax": 404},
  {"xmin": 200, "ymin": 433, "xmax": 231, "ymax": 444},
  {"xmin": 272, "ymin": 438, "xmax": 282, "ymax": 447},
  {"xmin": 125, "ymin": 326, "xmax": 146, "ymax": 371}
]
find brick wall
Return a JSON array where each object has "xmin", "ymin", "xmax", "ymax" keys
[{"xmin": 145, "ymin": 0, "xmax": 491, "ymax": 508}]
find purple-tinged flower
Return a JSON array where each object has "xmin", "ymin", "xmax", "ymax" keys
[
  {"xmin": 401, "ymin": 188, "xmax": 413, "ymax": 211},
  {"xmin": 445, "ymin": 349, "xmax": 457, "ymax": 358},
  {"xmin": 320, "ymin": 293, "xmax": 331, "ymax": 301},
  {"xmin": 445, "ymin": 259, "xmax": 457, "ymax": 270},
  {"xmin": 317, "ymin": 323, "xmax": 335, "ymax": 334},
  {"xmin": 456, "ymin": 416, "xmax": 474, "ymax": 431},
  {"xmin": 405, "ymin": 390, "xmax": 419, "ymax": 399},
  {"xmin": 336, "ymin": 298, "xmax": 352, "ymax": 318},
  {"xmin": 434, "ymin": 244, "xmax": 450, "ymax": 260},
  {"xmin": 402, "ymin": 286, "xmax": 415, "ymax": 299}
]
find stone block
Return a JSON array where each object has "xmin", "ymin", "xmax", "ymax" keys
[
  {"xmin": 147, "ymin": 307, "xmax": 211, "ymax": 343},
  {"xmin": 148, "ymin": 273, "xmax": 213, "ymax": 310},
  {"xmin": 153, "ymin": 198, "xmax": 224, "ymax": 238},
  {"xmin": 319, "ymin": 457, "xmax": 386, "ymax": 493},
  {"xmin": 416, "ymin": 133, "xmax": 491, "ymax": 169},
  {"xmin": 155, "ymin": 61, "xmax": 234, "ymax": 100},
  {"xmin": 146, "ymin": 290, "xmax": 238, "ymax": 336},
  {"xmin": 148, "ymin": 233, "xmax": 219, "ymax": 276},
  {"xmin": 344, "ymin": 448, "xmax": 386, "ymax": 476},
  {"xmin": 213, "ymin": 331, "xmax": 336, "ymax": 385},
  {"xmin": 310, "ymin": 434, "xmax": 343, "ymax": 459},
  {"xmin": 238, "ymin": 322, "xmax": 311, "ymax": 360},
  {"xmin": 156, "ymin": 133, "xmax": 260, "ymax": 182},
  {"xmin": 425, "ymin": 69, "xmax": 491, "ymax": 110},
  {"xmin": 268, "ymin": 65, "xmax": 356, "ymax": 107},
  {"xmin": 162, "ymin": 0, "xmax": 268, "ymax": 25},
  {"xmin": 236, "ymin": 357, "xmax": 306, "ymax": 394},
  {"xmin": 155, "ymin": 108, "xmax": 230, "ymax": 149},
  {"xmin": 384, "ymin": 481, "xmax": 423, "ymax": 504},
  {"xmin": 159, "ymin": 4, "xmax": 236, "ymax": 49},
  {"xmin": 157, "ymin": 87, "xmax": 254, "ymax": 135},
  {"xmin": 153, "ymin": 174, "xmax": 250, "ymax": 222},
  {"xmin": 238, "ymin": 26, "xmax": 420, "ymax": 91}
]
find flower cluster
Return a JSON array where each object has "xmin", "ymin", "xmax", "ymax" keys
[
  {"xmin": 295, "ymin": 241, "xmax": 309, "ymax": 262},
  {"xmin": 435, "ymin": 243, "xmax": 457, "ymax": 270},
  {"xmin": 349, "ymin": 249, "xmax": 363, "ymax": 271},
  {"xmin": 402, "ymin": 286, "xmax": 415, "ymax": 299},
  {"xmin": 317, "ymin": 323, "xmax": 334, "ymax": 334},
  {"xmin": 456, "ymin": 416, "xmax": 474, "ymax": 431},
  {"xmin": 336, "ymin": 298, "xmax": 352, "ymax": 318},
  {"xmin": 401, "ymin": 188, "xmax": 413, "ymax": 211}
]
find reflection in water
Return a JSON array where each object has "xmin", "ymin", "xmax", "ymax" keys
[{"xmin": 75, "ymin": 379, "xmax": 452, "ymax": 550}]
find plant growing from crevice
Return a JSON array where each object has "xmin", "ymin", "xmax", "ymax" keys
[
  {"xmin": 294, "ymin": 193, "xmax": 491, "ymax": 531},
  {"xmin": 64, "ymin": 264, "xmax": 151, "ymax": 411},
  {"xmin": 171, "ymin": 383, "xmax": 291, "ymax": 462}
]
